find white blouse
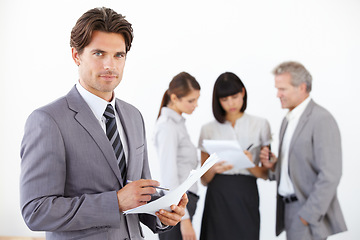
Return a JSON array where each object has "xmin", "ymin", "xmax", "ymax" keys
[
  {"xmin": 198, "ymin": 113, "xmax": 271, "ymax": 175},
  {"xmin": 153, "ymin": 107, "xmax": 199, "ymax": 219}
]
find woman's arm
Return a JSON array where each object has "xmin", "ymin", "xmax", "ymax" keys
[
  {"xmin": 247, "ymin": 166, "xmax": 269, "ymax": 180},
  {"xmin": 245, "ymin": 150, "xmax": 269, "ymax": 179},
  {"xmin": 180, "ymin": 218, "xmax": 196, "ymax": 240}
]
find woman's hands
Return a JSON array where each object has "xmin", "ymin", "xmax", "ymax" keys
[{"xmin": 200, "ymin": 151, "xmax": 233, "ymax": 185}]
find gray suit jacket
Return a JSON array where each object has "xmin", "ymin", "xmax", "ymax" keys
[
  {"xmin": 272, "ymin": 100, "xmax": 347, "ymax": 238},
  {"xmin": 20, "ymin": 86, "xmax": 164, "ymax": 240}
]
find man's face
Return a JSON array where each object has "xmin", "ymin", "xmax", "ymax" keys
[
  {"xmin": 275, "ymin": 72, "xmax": 306, "ymax": 111},
  {"xmin": 72, "ymin": 31, "xmax": 127, "ymax": 101}
]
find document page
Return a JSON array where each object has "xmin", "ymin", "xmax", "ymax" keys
[
  {"xmin": 123, "ymin": 153, "xmax": 220, "ymax": 216},
  {"xmin": 202, "ymin": 140, "xmax": 255, "ymax": 170}
]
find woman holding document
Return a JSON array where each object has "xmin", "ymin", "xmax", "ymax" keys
[
  {"xmin": 198, "ymin": 72, "xmax": 271, "ymax": 240},
  {"xmin": 154, "ymin": 72, "xmax": 201, "ymax": 240}
]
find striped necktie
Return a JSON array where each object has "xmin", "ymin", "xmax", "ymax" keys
[{"xmin": 103, "ymin": 104, "xmax": 127, "ymax": 185}]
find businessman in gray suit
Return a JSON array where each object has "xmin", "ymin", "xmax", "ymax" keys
[
  {"xmin": 20, "ymin": 7, "xmax": 187, "ymax": 240},
  {"xmin": 260, "ymin": 61, "xmax": 347, "ymax": 240}
]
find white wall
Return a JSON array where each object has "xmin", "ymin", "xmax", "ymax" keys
[{"xmin": 1, "ymin": 0, "xmax": 359, "ymax": 239}]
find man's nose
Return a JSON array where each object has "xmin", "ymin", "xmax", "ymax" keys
[{"xmin": 103, "ymin": 57, "xmax": 116, "ymax": 70}]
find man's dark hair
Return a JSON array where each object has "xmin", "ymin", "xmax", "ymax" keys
[{"xmin": 70, "ymin": 7, "xmax": 133, "ymax": 54}]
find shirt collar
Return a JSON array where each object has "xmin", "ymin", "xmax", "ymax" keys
[
  {"xmin": 76, "ymin": 83, "xmax": 116, "ymax": 121},
  {"xmin": 160, "ymin": 107, "xmax": 184, "ymax": 123},
  {"xmin": 286, "ymin": 96, "xmax": 311, "ymax": 122},
  {"xmin": 224, "ymin": 113, "xmax": 247, "ymax": 125}
]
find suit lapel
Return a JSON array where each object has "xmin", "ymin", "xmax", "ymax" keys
[
  {"xmin": 115, "ymin": 99, "xmax": 135, "ymax": 184},
  {"xmin": 277, "ymin": 118, "xmax": 288, "ymax": 182},
  {"xmin": 279, "ymin": 118, "xmax": 288, "ymax": 154},
  {"xmin": 288, "ymin": 100, "xmax": 314, "ymax": 155},
  {"xmin": 66, "ymin": 86, "xmax": 123, "ymax": 184}
]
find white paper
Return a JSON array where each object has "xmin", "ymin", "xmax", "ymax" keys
[
  {"xmin": 123, "ymin": 153, "xmax": 220, "ymax": 215},
  {"xmin": 202, "ymin": 140, "xmax": 255, "ymax": 170}
]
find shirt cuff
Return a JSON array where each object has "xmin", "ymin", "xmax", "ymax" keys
[{"xmin": 156, "ymin": 217, "xmax": 169, "ymax": 230}]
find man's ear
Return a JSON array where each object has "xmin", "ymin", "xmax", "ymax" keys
[
  {"xmin": 71, "ymin": 47, "xmax": 81, "ymax": 66},
  {"xmin": 299, "ymin": 82, "xmax": 307, "ymax": 93}
]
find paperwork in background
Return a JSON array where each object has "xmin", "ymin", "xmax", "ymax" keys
[
  {"xmin": 123, "ymin": 153, "xmax": 220, "ymax": 216},
  {"xmin": 202, "ymin": 140, "xmax": 255, "ymax": 170}
]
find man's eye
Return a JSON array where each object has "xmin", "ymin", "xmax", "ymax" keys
[
  {"xmin": 94, "ymin": 52, "xmax": 102, "ymax": 56},
  {"xmin": 116, "ymin": 53, "xmax": 126, "ymax": 58}
]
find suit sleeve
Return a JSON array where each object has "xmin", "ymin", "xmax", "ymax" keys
[
  {"xmin": 20, "ymin": 110, "xmax": 121, "ymax": 231},
  {"xmin": 298, "ymin": 113, "xmax": 342, "ymax": 225}
]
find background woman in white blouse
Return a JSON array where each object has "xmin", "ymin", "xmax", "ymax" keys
[
  {"xmin": 198, "ymin": 72, "xmax": 271, "ymax": 240},
  {"xmin": 154, "ymin": 72, "xmax": 201, "ymax": 240}
]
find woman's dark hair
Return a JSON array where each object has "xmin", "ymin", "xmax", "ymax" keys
[
  {"xmin": 157, "ymin": 72, "xmax": 200, "ymax": 118},
  {"xmin": 212, "ymin": 72, "xmax": 247, "ymax": 123},
  {"xmin": 70, "ymin": 7, "xmax": 133, "ymax": 55}
]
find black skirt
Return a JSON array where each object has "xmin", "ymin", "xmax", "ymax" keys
[{"xmin": 200, "ymin": 174, "xmax": 260, "ymax": 240}]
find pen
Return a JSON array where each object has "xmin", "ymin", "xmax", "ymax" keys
[
  {"xmin": 246, "ymin": 144, "xmax": 254, "ymax": 151},
  {"xmin": 268, "ymin": 144, "xmax": 272, "ymax": 162},
  {"xmin": 126, "ymin": 180, "xmax": 170, "ymax": 191}
]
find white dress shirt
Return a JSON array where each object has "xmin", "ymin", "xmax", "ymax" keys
[
  {"xmin": 77, "ymin": 83, "xmax": 168, "ymax": 228},
  {"xmin": 278, "ymin": 96, "xmax": 311, "ymax": 197},
  {"xmin": 153, "ymin": 107, "xmax": 199, "ymax": 220},
  {"xmin": 76, "ymin": 83, "xmax": 128, "ymax": 163}
]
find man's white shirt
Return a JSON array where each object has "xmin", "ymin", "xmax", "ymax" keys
[{"xmin": 278, "ymin": 96, "xmax": 311, "ymax": 197}]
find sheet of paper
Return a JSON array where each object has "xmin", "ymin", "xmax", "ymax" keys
[
  {"xmin": 123, "ymin": 153, "xmax": 220, "ymax": 216},
  {"xmin": 202, "ymin": 140, "xmax": 255, "ymax": 170}
]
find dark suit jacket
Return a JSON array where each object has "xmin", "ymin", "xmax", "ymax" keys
[
  {"xmin": 20, "ymin": 86, "xmax": 163, "ymax": 240},
  {"xmin": 271, "ymin": 100, "xmax": 347, "ymax": 238}
]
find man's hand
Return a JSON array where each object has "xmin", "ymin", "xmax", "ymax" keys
[
  {"xmin": 260, "ymin": 146, "xmax": 277, "ymax": 170},
  {"xmin": 155, "ymin": 193, "xmax": 188, "ymax": 226},
  {"xmin": 116, "ymin": 179, "xmax": 160, "ymax": 212},
  {"xmin": 180, "ymin": 218, "xmax": 196, "ymax": 240}
]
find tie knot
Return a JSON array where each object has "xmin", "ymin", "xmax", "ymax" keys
[{"xmin": 104, "ymin": 104, "xmax": 115, "ymax": 119}]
